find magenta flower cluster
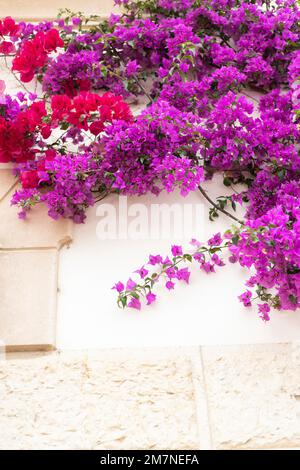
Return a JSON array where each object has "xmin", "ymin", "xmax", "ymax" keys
[{"xmin": 0, "ymin": 0, "xmax": 299, "ymax": 321}]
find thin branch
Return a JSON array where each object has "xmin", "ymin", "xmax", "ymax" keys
[
  {"xmin": 97, "ymin": 26, "xmax": 153, "ymax": 104},
  {"xmin": 4, "ymin": 56, "xmax": 32, "ymax": 94},
  {"xmin": 131, "ymin": 76, "xmax": 153, "ymax": 103},
  {"xmin": 198, "ymin": 184, "xmax": 244, "ymax": 225},
  {"xmin": 94, "ymin": 190, "xmax": 111, "ymax": 202},
  {"xmin": 241, "ymin": 90, "xmax": 260, "ymax": 104}
]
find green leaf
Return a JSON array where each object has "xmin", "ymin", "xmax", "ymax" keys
[
  {"xmin": 223, "ymin": 176, "xmax": 232, "ymax": 187},
  {"xmin": 118, "ymin": 296, "xmax": 127, "ymax": 309},
  {"xmin": 277, "ymin": 168, "xmax": 286, "ymax": 180},
  {"xmin": 60, "ymin": 122, "xmax": 69, "ymax": 130},
  {"xmin": 231, "ymin": 234, "xmax": 239, "ymax": 245},
  {"xmin": 289, "ymin": 294, "xmax": 297, "ymax": 305},
  {"xmin": 131, "ymin": 292, "xmax": 140, "ymax": 300},
  {"xmin": 209, "ymin": 247, "xmax": 221, "ymax": 254}
]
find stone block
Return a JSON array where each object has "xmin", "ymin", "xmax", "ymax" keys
[
  {"xmin": 201, "ymin": 343, "xmax": 300, "ymax": 449},
  {"xmin": 0, "ymin": 352, "xmax": 85, "ymax": 449},
  {"xmin": 0, "ymin": 349, "xmax": 200, "ymax": 450},
  {"xmin": 84, "ymin": 352, "xmax": 199, "ymax": 449},
  {"xmin": 0, "ymin": 250, "xmax": 58, "ymax": 350}
]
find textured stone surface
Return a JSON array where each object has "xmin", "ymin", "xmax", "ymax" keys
[
  {"xmin": 1, "ymin": 345, "xmax": 300, "ymax": 450},
  {"xmin": 0, "ymin": 350, "xmax": 200, "ymax": 450},
  {"xmin": 202, "ymin": 343, "xmax": 300, "ymax": 449},
  {"xmin": 0, "ymin": 250, "xmax": 58, "ymax": 349},
  {"xmin": 0, "ymin": 352, "xmax": 84, "ymax": 449}
]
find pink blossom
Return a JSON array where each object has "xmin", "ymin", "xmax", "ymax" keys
[
  {"xmin": 146, "ymin": 292, "xmax": 156, "ymax": 305},
  {"xmin": 128, "ymin": 297, "xmax": 141, "ymax": 310}
]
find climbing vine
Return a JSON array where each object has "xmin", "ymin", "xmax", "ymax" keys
[{"xmin": 0, "ymin": 1, "xmax": 299, "ymax": 320}]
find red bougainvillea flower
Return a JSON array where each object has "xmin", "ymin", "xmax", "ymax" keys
[
  {"xmin": 24, "ymin": 101, "xmax": 47, "ymax": 132},
  {"xmin": 0, "ymin": 17, "xmax": 19, "ymax": 55},
  {"xmin": 89, "ymin": 120, "xmax": 105, "ymax": 136},
  {"xmin": 51, "ymin": 91, "xmax": 133, "ymax": 134},
  {"xmin": 42, "ymin": 29, "xmax": 64, "ymax": 52},
  {"xmin": 0, "ymin": 17, "xmax": 19, "ymax": 36},
  {"xmin": 12, "ymin": 29, "xmax": 64, "ymax": 82},
  {"xmin": 0, "ymin": 98, "xmax": 47, "ymax": 163},
  {"xmin": 20, "ymin": 170, "xmax": 40, "ymax": 189},
  {"xmin": 40, "ymin": 124, "xmax": 52, "ymax": 139},
  {"xmin": 98, "ymin": 92, "xmax": 133, "ymax": 122},
  {"xmin": 0, "ymin": 40, "xmax": 15, "ymax": 54},
  {"xmin": 51, "ymin": 94, "xmax": 72, "ymax": 121},
  {"xmin": 0, "ymin": 116, "xmax": 37, "ymax": 163}
]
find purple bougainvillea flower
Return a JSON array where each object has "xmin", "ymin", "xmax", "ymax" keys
[
  {"xmin": 238, "ymin": 290, "xmax": 253, "ymax": 308},
  {"xmin": 126, "ymin": 278, "xmax": 137, "ymax": 291},
  {"xmin": 135, "ymin": 266, "xmax": 149, "ymax": 279},
  {"xmin": 148, "ymin": 255, "xmax": 163, "ymax": 266},
  {"xmin": 165, "ymin": 280, "xmax": 175, "ymax": 290},
  {"xmin": 171, "ymin": 245, "xmax": 183, "ymax": 257},
  {"xmin": 125, "ymin": 60, "xmax": 140, "ymax": 77},
  {"xmin": 258, "ymin": 304, "xmax": 271, "ymax": 322},
  {"xmin": 146, "ymin": 292, "xmax": 156, "ymax": 305},
  {"xmin": 112, "ymin": 282, "xmax": 124, "ymax": 293},
  {"xmin": 176, "ymin": 268, "xmax": 190, "ymax": 284},
  {"xmin": 128, "ymin": 297, "xmax": 141, "ymax": 310}
]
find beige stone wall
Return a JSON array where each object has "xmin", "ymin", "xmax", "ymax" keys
[{"xmin": 0, "ymin": 344, "xmax": 299, "ymax": 450}]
